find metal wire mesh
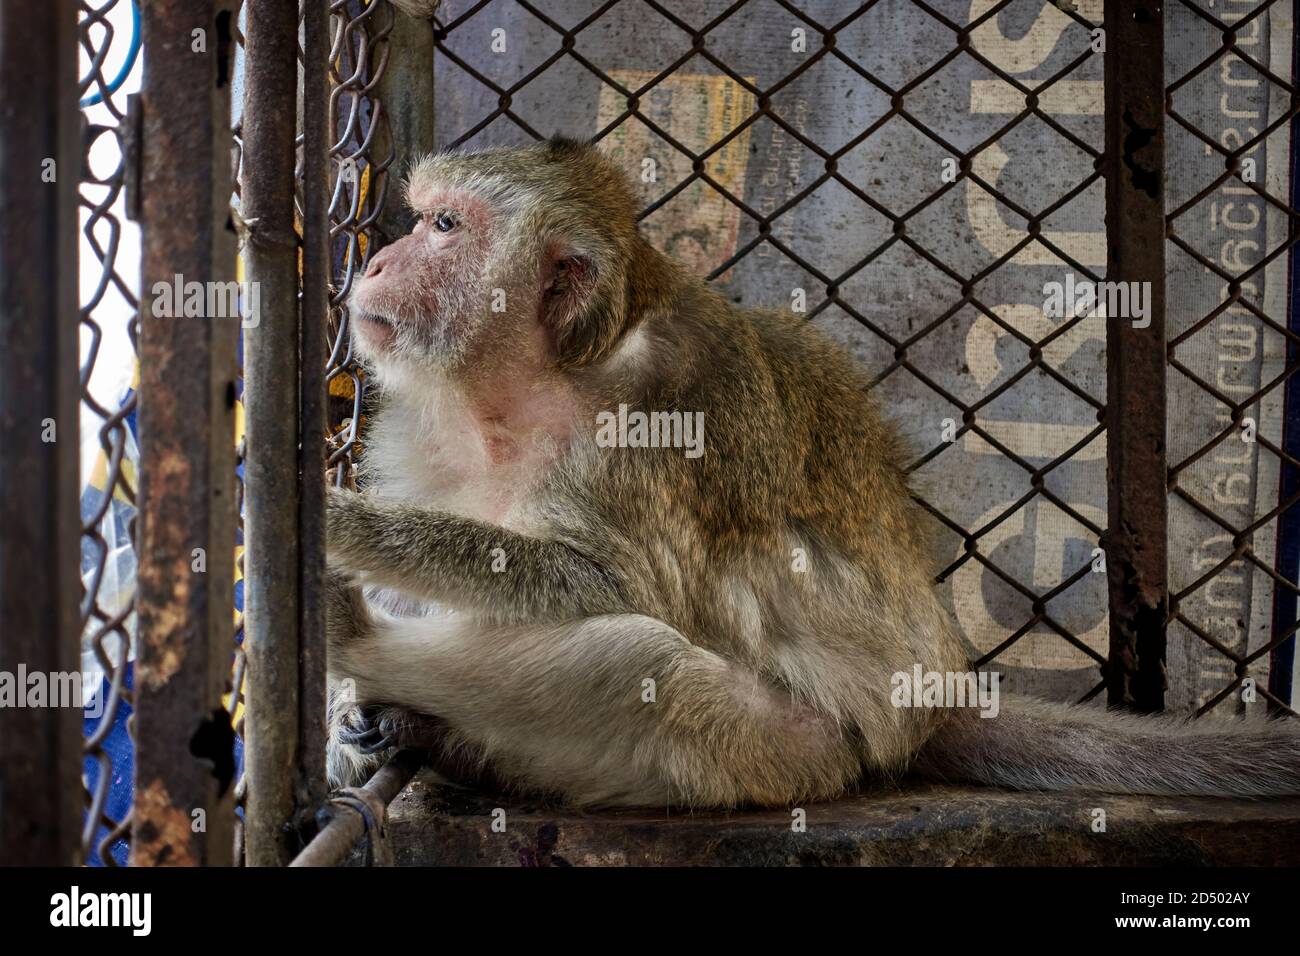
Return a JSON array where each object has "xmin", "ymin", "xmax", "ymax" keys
[
  {"xmin": 77, "ymin": 0, "xmax": 141, "ymax": 867},
  {"xmin": 77, "ymin": 0, "xmax": 252, "ymax": 865},
  {"xmin": 1164, "ymin": 0, "xmax": 1299, "ymax": 717},
  {"xmin": 325, "ymin": 0, "xmax": 397, "ymax": 491},
  {"xmin": 431, "ymin": 0, "xmax": 1116, "ymax": 704}
]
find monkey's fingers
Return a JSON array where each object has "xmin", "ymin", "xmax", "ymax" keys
[
  {"xmin": 338, "ymin": 722, "xmax": 390, "ymax": 753},
  {"xmin": 338, "ymin": 707, "xmax": 397, "ymax": 754}
]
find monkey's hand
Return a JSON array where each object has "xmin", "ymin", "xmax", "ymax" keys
[
  {"xmin": 327, "ymin": 488, "xmax": 373, "ymax": 566},
  {"xmin": 326, "ymin": 486, "xmax": 625, "ymax": 622},
  {"xmin": 324, "ymin": 567, "xmax": 371, "ymax": 657}
]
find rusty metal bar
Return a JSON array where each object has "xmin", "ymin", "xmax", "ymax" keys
[
  {"xmin": 285, "ymin": 1, "xmax": 430, "ymax": 866},
  {"xmin": 1102, "ymin": 0, "xmax": 1168, "ymax": 713},
  {"xmin": 289, "ymin": 751, "xmax": 421, "ymax": 867},
  {"xmin": 242, "ymin": 0, "xmax": 307, "ymax": 866},
  {"xmin": 298, "ymin": 0, "xmax": 332, "ymax": 854},
  {"xmin": 131, "ymin": 0, "xmax": 240, "ymax": 866},
  {"xmin": 0, "ymin": 0, "xmax": 82, "ymax": 867}
]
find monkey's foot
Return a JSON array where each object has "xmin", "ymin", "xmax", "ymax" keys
[
  {"xmin": 330, "ymin": 705, "xmax": 504, "ymax": 794},
  {"xmin": 338, "ymin": 705, "xmax": 400, "ymax": 755},
  {"xmin": 327, "ymin": 704, "xmax": 435, "ymax": 788},
  {"xmin": 338, "ymin": 704, "xmax": 451, "ymax": 755}
]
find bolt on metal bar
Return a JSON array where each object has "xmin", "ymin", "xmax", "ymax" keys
[
  {"xmin": 131, "ymin": 0, "xmax": 240, "ymax": 866},
  {"xmin": 242, "ymin": 0, "xmax": 310, "ymax": 867},
  {"xmin": 1102, "ymin": 0, "xmax": 1169, "ymax": 713},
  {"xmin": 0, "ymin": 0, "xmax": 83, "ymax": 867},
  {"xmin": 289, "ymin": 751, "xmax": 421, "ymax": 867}
]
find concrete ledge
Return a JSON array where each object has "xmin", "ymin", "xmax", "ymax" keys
[{"xmin": 364, "ymin": 771, "xmax": 1300, "ymax": 866}]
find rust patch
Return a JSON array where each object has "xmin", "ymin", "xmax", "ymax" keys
[
  {"xmin": 137, "ymin": 450, "xmax": 194, "ymax": 691},
  {"xmin": 132, "ymin": 778, "xmax": 198, "ymax": 866},
  {"xmin": 137, "ymin": 572, "xmax": 190, "ymax": 691}
]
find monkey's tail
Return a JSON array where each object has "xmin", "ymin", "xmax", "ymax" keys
[{"xmin": 911, "ymin": 695, "xmax": 1300, "ymax": 798}]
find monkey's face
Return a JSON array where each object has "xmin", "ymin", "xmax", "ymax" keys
[
  {"xmin": 349, "ymin": 187, "xmax": 505, "ymax": 370},
  {"xmin": 351, "ymin": 141, "xmax": 646, "ymax": 376}
]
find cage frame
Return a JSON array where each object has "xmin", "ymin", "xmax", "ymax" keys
[{"xmin": 2, "ymin": 0, "xmax": 1297, "ymax": 868}]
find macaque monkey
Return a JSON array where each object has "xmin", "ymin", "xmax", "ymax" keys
[{"xmin": 325, "ymin": 137, "xmax": 1300, "ymax": 806}]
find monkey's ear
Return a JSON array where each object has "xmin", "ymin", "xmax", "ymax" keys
[{"xmin": 541, "ymin": 247, "xmax": 631, "ymax": 369}]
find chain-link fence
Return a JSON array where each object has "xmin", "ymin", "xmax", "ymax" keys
[
  {"xmin": 75, "ymin": 0, "xmax": 143, "ymax": 867},
  {"xmin": 1, "ymin": 0, "xmax": 1297, "ymax": 867},
  {"xmin": 1164, "ymin": 0, "xmax": 1299, "ymax": 719},
  {"xmin": 431, "ymin": 0, "xmax": 1111, "ymax": 706},
  {"xmin": 430, "ymin": 0, "xmax": 1296, "ymax": 723}
]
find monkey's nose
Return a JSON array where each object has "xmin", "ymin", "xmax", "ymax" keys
[{"xmin": 364, "ymin": 256, "xmax": 385, "ymax": 279}]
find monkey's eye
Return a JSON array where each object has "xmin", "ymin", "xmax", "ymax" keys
[{"xmin": 431, "ymin": 210, "xmax": 458, "ymax": 233}]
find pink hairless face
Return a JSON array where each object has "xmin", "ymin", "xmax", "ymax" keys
[
  {"xmin": 349, "ymin": 179, "xmax": 498, "ymax": 368},
  {"xmin": 348, "ymin": 143, "xmax": 639, "ymax": 376}
]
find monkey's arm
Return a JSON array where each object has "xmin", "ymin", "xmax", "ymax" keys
[{"xmin": 326, "ymin": 488, "xmax": 624, "ymax": 622}]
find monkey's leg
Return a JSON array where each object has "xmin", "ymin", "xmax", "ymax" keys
[
  {"xmin": 327, "ymin": 487, "xmax": 624, "ymax": 622},
  {"xmin": 330, "ymin": 611, "xmax": 865, "ymax": 808},
  {"xmin": 324, "ymin": 573, "xmax": 446, "ymax": 787}
]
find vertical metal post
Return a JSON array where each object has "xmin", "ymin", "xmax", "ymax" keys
[
  {"xmin": 299, "ymin": 0, "xmax": 332, "ymax": 824},
  {"xmin": 1102, "ymin": 0, "xmax": 1168, "ymax": 712},
  {"xmin": 132, "ymin": 0, "xmax": 239, "ymax": 866},
  {"xmin": 376, "ymin": 2, "xmax": 438, "ymax": 241},
  {"xmin": 242, "ymin": 0, "xmax": 310, "ymax": 866},
  {"xmin": 0, "ymin": 0, "xmax": 82, "ymax": 867}
]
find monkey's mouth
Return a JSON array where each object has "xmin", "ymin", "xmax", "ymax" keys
[{"xmin": 353, "ymin": 310, "xmax": 399, "ymax": 348}]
